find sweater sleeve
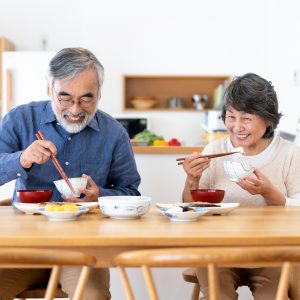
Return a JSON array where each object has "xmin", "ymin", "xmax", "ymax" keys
[{"xmin": 283, "ymin": 145, "xmax": 300, "ymax": 206}]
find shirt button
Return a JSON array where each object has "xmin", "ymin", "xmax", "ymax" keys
[
  {"xmin": 65, "ymin": 162, "xmax": 69, "ymax": 166},
  {"xmin": 68, "ymin": 137, "xmax": 72, "ymax": 141},
  {"xmin": 17, "ymin": 173, "xmax": 21, "ymax": 177}
]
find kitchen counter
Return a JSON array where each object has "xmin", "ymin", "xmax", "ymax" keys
[{"xmin": 132, "ymin": 146, "xmax": 203, "ymax": 154}]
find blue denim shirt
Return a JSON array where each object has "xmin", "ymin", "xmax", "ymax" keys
[{"xmin": 0, "ymin": 101, "xmax": 141, "ymax": 202}]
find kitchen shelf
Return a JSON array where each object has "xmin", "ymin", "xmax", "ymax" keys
[
  {"xmin": 123, "ymin": 75, "xmax": 232, "ymax": 111},
  {"xmin": 132, "ymin": 146, "xmax": 203, "ymax": 154}
]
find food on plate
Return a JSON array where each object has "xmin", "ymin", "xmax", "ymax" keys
[
  {"xmin": 167, "ymin": 206, "xmax": 196, "ymax": 213},
  {"xmin": 188, "ymin": 203, "xmax": 221, "ymax": 207},
  {"xmin": 45, "ymin": 203, "xmax": 78, "ymax": 212}
]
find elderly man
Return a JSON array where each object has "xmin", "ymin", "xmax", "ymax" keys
[{"xmin": 0, "ymin": 48, "xmax": 140, "ymax": 299}]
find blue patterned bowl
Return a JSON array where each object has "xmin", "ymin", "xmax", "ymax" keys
[{"xmin": 98, "ymin": 196, "xmax": 151, "ymax": 219}]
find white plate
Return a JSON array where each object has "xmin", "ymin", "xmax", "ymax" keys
[
  {"xmin": 77, "ymin": 202, "xmax": 99, "ymax": 210},
  {"xmin": 14, "ymin": 203, "xmax": 44, "ymax": 214},
  {"xmin": 38, "ymin": 206, "xmax": 89, "ymax": 221},
  {"xmin": 14, "ymin": 202, "xmax": 97, "ymax": 214},
  {"xmin": 156, "ymin": 202, "xmax": 240, "ymax": 215}
]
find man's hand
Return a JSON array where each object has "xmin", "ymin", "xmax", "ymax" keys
[
  {"xmin": 20, "ymin": 140, "xmax": 57, "ymax": 169},
  {"xmin": 64, "ymin": 174, "xmax": 100, "ymax": 203}
]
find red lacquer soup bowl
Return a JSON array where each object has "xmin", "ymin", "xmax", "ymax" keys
[{"xmin": 190, "ymin": 189, "xmax": 225, "ymax": 203}]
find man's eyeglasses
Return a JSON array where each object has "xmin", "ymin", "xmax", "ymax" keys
[{"xmin": 52, "ymin": 87, "xmax": 98, "ymax": 109}]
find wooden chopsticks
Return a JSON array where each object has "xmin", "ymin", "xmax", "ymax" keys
[
  {"xmin": 35, "ymin": 130, "xmax": 76, "ymax": 194},
  {"xmin": 176, "ymin": 151, "xmax": 240, "ymax": 165}
]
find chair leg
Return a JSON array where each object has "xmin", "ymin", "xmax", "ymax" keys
[
  {"xmin": 45, "ymin": 265, "xmax": 61, "ymax": 300},
  {"xmin": 276, "ymin": 262, "xmax": 291, "ymax": 300},
  {"xmin": 118, "ymin": 266, "xmax": 135, "ymax": 300},
  {"xmin": 208, "ymin": 263, "xmax": 218, "ymax": 300},
  {"xmin": 190, "ymin": 283, "xmax": 200, "ymax": 300},
  {"xmin": 73, "ymin": 266, "xmax": 91, "ymax": 300},
  {"xmin": 142, "ymin": 266, "xmax": 159, "ymax": 300}
]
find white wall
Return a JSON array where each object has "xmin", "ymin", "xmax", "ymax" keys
[
  {"xmin": 1, "ymin": 0, "xmax": 300, "ymax": 139},
  {"xmin": 1, "ymin": 0, "xmax": 299, "ymax": 299}
]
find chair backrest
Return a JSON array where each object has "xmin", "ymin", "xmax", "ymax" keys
[
  {"xmin": 0, "ymin": 247, "xmax": 96, "ymax": 300},
  {"xmin": 114, "ymin": 246, "xmax": 300, "ymax": 300}
]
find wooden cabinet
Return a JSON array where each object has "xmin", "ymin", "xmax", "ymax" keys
[
  {"xmin": 123, "ymin": 75, "xmax": 231, "ymax": 111},
  {"xmin": 0, "ymin": 37, "xmax": 15, "ymax": 111}
]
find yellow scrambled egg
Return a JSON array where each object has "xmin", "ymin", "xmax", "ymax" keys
[{"xmin": 45, "ymin": 203, "xmax": 78, "ymax": 212}]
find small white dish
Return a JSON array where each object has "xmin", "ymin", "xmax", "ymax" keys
[
  {"xmin": 223, "ymin": 161, "xmax": 254, "ymax": 182},
  {"xmin": 38, "ymin": 206, "xmax": 88, "ymax": 221},
  {"xmin": 161, "ymin": 207, "xmax": 207, "ymax": 222},
  {"xmin": 98, "ymin": 196, "xmax": 151, "ymax": 219},
  {"xmin": 156, "ymin": 202, "xmax": 240, "ymax": 216}
]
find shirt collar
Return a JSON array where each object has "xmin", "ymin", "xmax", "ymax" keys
[
  {"xmin": 39, "ymin": 101, "xmax": 101, "ymax": 132},
  {"xmin": 40, "ymin": 101, "xmax": 57, "ymax": 125}
]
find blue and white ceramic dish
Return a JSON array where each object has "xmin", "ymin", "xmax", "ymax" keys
[
  {"xmin": 38, "ymin": 206, "xmax": 88, "ymax": 222},
  {"xmin": 161, "ymin": 207, "xmax": 207, "ymax": 222},
  {"xmin": 98, "ymin": 196, "xmax": 151, "ymax": 219}
]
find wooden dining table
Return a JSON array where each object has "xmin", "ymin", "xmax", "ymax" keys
[{"xmin": 1, "ymin": 205, "xmax": 300, "ymax": 267}]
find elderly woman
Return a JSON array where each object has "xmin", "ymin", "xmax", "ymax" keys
[{"xmin": 182, "ymin": 73, "xmax": 300, "ymax": 299}]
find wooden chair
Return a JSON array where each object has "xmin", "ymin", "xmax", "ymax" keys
[
  {"xmin": 0, "ymin": 247, "xmax": 96, "ymax": 300},
  {"xmin": 182, "ymin": 268, "xmax": 200, "ymax": 300},
  {"xmin": 114, "ymin": 246, "xmax": 300, "ymax": 300}
]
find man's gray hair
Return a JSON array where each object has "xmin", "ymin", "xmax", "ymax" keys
[{"xmin": 47, "ymin": 47, "xmax": 104, "ymax": 88}]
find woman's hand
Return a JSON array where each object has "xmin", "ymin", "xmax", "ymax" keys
[
  {"xmin": 237, "ymin": 169, "xmax": 285, "ymax": 205},
  {"xmin": 65, "ymin": 174, "xmax": 100, "ymax": 203},
  {"xmin": 183, "ymin": 152, "xmax": 211, "ymax": 184},
  {"xmin": 20, "ymin": 140, "xmax": 57, "ymax": 169},
  {"xmin": 182, "ymin": 152, "xmax": 210, "ymax": 202}
]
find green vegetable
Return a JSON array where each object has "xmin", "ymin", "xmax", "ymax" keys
[{"xmin": 133, "ymin": 129, "xmax": 164, "ymax": 145}]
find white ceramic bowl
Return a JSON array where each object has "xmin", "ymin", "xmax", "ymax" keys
[
  {"xmin": 162, "ymin": 207, "xmax": 207, "ymax": 222},
  {"xmin": 53, "ymin": 177, "xmax": 88, "ymax": 198},
  {"xmin": 223, "ymin": 161, "xmax": 254, "ymax": 182},
  {"xmin": 98, "ymin": 196, "xmax": 151, "ymax": 219}
]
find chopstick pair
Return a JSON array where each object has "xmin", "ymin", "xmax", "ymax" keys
[
  {"xmin": 176, "ymin": 151, "xmax": 240, "ymax": 165},
  {"xmin": 35, "ymin": 130, "xmax": 76, "ymax": 194}
]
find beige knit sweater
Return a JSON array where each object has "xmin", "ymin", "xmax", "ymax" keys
[{"xmin": 199, "ymin": 136, "xmax": 300, "ymax": 206}]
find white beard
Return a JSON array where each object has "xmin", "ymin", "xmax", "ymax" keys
[{"xmin": 51, "ymin": 102, "xmax": 97, "ymax": 133}]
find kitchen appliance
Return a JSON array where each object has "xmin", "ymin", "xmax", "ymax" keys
[{"xmin": 115, "ymin": 117, "xmax": 148, "ymax": 138}]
